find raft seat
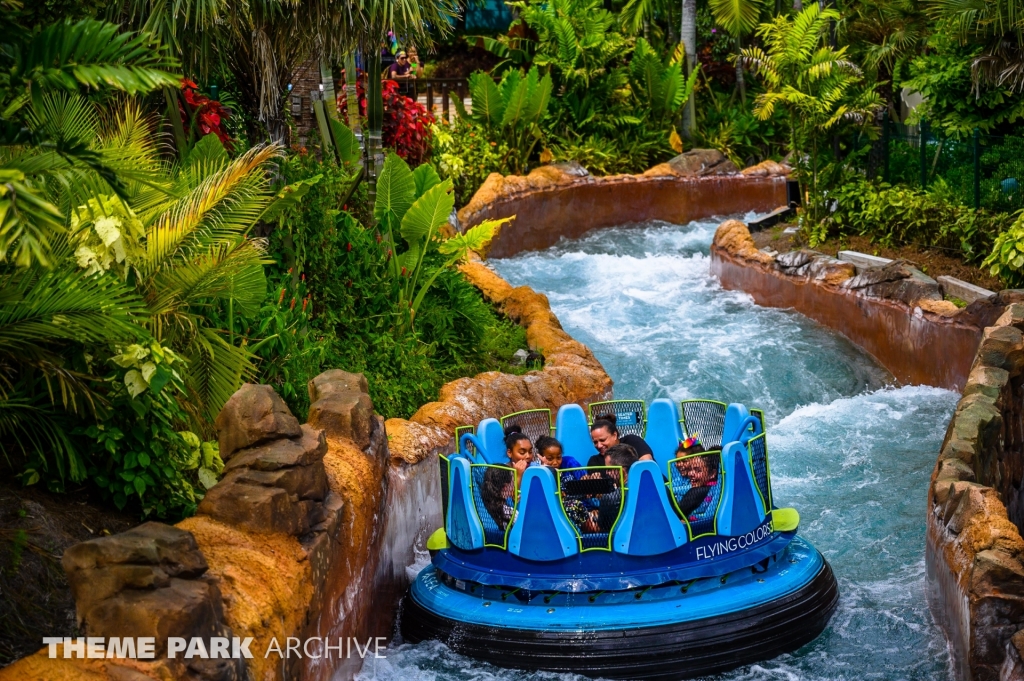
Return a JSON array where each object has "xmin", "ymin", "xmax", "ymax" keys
[
  {"xmin": 646, "ymin": 398, "xmax": 684, "ymax": 479},
  {"xmin": 715, "ymin": 441, "xmax": 768, "ymax": 537},
  {"xmin": 508, "ymin": 466, "xmax": 579, "ymax": 561},
  {"xmin": 459, "ymin": 418, "xmax": 507, "ymax": 465},
  {"xmin": 612, "ymin": 460, "xmax": 688, "ymax": 556},
  {"xmin": 555, "ymin": 404, "xmax": 599, "ymax": 463}
]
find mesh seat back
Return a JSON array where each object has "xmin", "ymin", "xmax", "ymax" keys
[
  {"xmin": 589, "ymin": 400, "xmax": 646, "ymax": 437},
  {"xmin": 501, "ymin": 409, "xmax": 552, "ymax": 446},
  {"xmin": 470, "ymin": 464, "xmax": 516, "ymax": 548},
  {"xmin": 680, "ymin": 400, "xmax": 727, "ymax": 449},
  {"xmin": 748, "ymin": 432, "xmax": 772, "ymax": 511}
]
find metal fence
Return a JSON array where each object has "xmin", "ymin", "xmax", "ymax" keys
[{"xmin": 879, "ymin": 114, "xmax": 1024, "ymax": 213}]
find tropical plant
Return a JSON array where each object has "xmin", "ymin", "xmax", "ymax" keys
[
  {"xmin": 708, "ymin": 0, "xmax": 767, "ymax": 102},
  {"xmin": 463, "ymin": 67, "xmax": 553, "ymax": 174},
  {"xmin": 372, "ymin": 152, "xmax": 511, "ymax": 330},
  {"xmin": 628, "ymin": 38, "xmax": 699, "ymax": 125},
  {"xmin": 118, "ymin": 0, "xmax": 458, "ymax": 143},
  {"xmin": 741, "ymin": 4, "xmax": 883, "ymax": 222},
  {"xmin": 925, "ymin": 0, "xmax": 1024, "ymax": 94},
  {"xmin": 840, "ymin": 0, "xmax": 930, "ymax": 106},
  {"xmin": 984, "ymin": 209, "xmax": 1024, "ymax": 286},
  {"xmin": 431, "ymin": 120, "xmax": 510, "ymax": 204}
]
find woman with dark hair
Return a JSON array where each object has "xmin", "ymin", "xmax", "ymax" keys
[
  {"xmin": 588, "ymin": 414, "xmax": 654, "ymax": 466},
  {"xmin": 503, "ymin": 424, "xmax": 534, "ymax": 484}
]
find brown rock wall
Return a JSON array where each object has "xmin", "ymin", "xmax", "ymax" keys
[
  {"xmin": 711, "ymin": 222, "xmax": 984, "ymax": 391},
  {"xmin": 458, "ymin": 169, "xmax": 787, "ymax": 258}
]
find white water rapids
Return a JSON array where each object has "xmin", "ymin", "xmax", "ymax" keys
[{"xmin": 358, "ymin": 217, "xmax": 957, "ymax": 680}]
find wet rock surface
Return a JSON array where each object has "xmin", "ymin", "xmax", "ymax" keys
[{"xmin": 928, "ymin": 306, "xmax": 1024, "ymax": 681}]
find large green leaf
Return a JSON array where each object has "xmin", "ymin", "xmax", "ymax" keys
[
  {"xmin": 524, "ymin": 72, "xmax": 553, "ymax": 125},
  {"xmin": 708, "ymin": 0, "xmax": 766, "ymax": 38},
  {"xmin": 328, "ymin": 118, "xmax": 362, "ymax": 165},
  {"xmin": 19, "ymin": 19, "xmax": 180, "ymax": 99},
  {"xmin": 260, "ymin": 174, "xmax": 323, "ymax": 223},
  {"xmin": 399, "ymin": 179, "xmax": 455, "ymax": 250},
  {"xmin": 438, "ymin": 216, "xmax": 513, "ymax": 261},
  {"xmin": 469, "ymin": 71, "xmax": 504, "ymax": 127},
  {"xmin": 501, "ymin": 71, "xmax": 534, "ymax": 129},
  {"xmin": 373, "ymin": 153, "xmax": 415, "ymax": 233},
  {"xmin": 412, "ymin": 164, "xmax": 441, "ymax": 198}
]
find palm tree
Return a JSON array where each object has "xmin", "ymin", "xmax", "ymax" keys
[
  {"xmin": 681, "ymin": 0, "xmax": 697, "ymax": 137},
  {"xmin": 842, "ymin": 0, "xmax": 929, "ymax": 111},
  {"xmin": 709, "ymin": 0, "xmax": 768, "ymax": 103},
  {"xmin": 742, "ymin": 4, "xmax": 883, "ymax": 222},
  {"xmin": 119, "ymin": 0, "xmax": 458, "ymax": 143},
  {"xmin": 926, "ymin": 0, "xmax": 1024, "ymax": 93}
]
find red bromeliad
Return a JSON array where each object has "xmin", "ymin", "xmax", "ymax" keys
[{"xmin": 181, "ymin": 79, "xmax": 233, "ymax": 151}]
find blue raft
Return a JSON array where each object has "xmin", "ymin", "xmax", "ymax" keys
[{"xmin": 400, "ymin": 399, "xmax": 838, "ymax": 679}]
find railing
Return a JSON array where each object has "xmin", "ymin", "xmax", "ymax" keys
[{"xmin": 874, "ymin": 113, "xmax": 1024, "ymax": 213}]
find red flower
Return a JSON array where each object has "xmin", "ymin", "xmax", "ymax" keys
[
  {"xmin": 289, "ymin": 297, "xmax": 296, "ymax": 311},
  {"xmin": 346, "ymin": 242, "xmax": 352, "ymax": 251},
  {"xmin": 277, "ymin": 288, "xmax": 286, "ymax": 305}
]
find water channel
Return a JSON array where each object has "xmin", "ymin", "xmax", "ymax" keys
[{"xmin": 359, "ymin": 216, "xmax": 959, "ymax": 681}]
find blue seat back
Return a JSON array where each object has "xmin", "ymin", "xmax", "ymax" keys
[
  {"xmin": 723, "ymin": 403, "xmax": 761, "ymax": 447},
  {"xmin": 715, "ymin": 441, "xmax": 768, "ymax": 536},
  {"xmin": 507, "ymin": 466, "xmax": 579, "ymax": 561},
  {"xmin": 612, "ymin": 460, "xmax": 688, "ymax": 556},
  {"xmin": 446, "ymin": 457, "xmax": 485, "ymax": 550},
  {"xmin": 555, "ymin": 404, "xmax": 598, "ymax": 462},
  {"xmin": 646, "ymin": 398, "xmax": 683, "ymax": 478},
  {"xmin": 459, "ymin": 418, "xmax": 508, "ymax": 465}
]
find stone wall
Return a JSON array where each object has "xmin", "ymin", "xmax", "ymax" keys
[
  {"xmin": 709, "ymin": 220, "xmax": 1005, "ymax": 391},
  {"xmin": 0, "ymin": 263, "xmax": 611, "ymax": 681},
  {"xmin": 457, "ymin": 154, "xmax": 790, "ymax": 258},
  {"xmin": 927, "ymin": 306, "xmax": 1024, "ymax": 681},
  {"xmin": 709, "ymin": 218, "xmax": 1024, "ymax": 680}
]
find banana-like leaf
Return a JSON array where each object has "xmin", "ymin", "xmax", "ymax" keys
[
  {"xmin": 499, "ymin": 69, "xmax": 523, "ymax": 110},
  {"xmin": 373, "ymin": 153, "xmax": 416, "ymax": 234},
  {"xmin": 524, "ymin": 72, "xmax": 553, "ymax": 125},
  {"xmin": 412, "ymin": 164, "xmax": 441, "ymax": 198},
  {"xmin": 708, "ymin": 0, "xmax": 766, "ymax": 38},
  {"xmin": 501, "ymin": 71, "xmax": 534, "ymax": 129},
  {"xmin": 186, "ymin": 133, "xmax": 230, "ymax": 169},
  {"xmin": 400, "ymin": 179, "xmax": 455, "ymax": 249},
  {"xmin": 328, "ymin": 118, "xmax": 362, "ymax": 165},
  {"xmin": 469, "ymin": 71, "xmax": 504, "ymax": 127}
]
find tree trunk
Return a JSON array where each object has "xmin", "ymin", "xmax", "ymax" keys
[
  {"xmin": 681, "ymin": 0, "xmax": 697, "ymax": 139},
  {"xmin": 735, "ymin": 36, "xmax": 746, "ymax": 105}
]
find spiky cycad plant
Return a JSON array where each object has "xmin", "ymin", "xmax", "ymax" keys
[{"xmin": 742, "ymin": 4, "xmax": 882, "ymax": 223}]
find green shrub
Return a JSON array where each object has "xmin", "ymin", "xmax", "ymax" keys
[
  {"xmin": 819, "ymin": 179, "xmax": 1003, "ymax": 265},
  {"xmin": 432, "ymin": 120, "xmax": 510, "ymax": 205},
  {"xmin": 984, "ymin": 211, "xmax": 1024, "ymax": 287}
]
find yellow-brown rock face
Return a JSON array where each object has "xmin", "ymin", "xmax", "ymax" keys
[{"xmin": 713, "ymin": 219, "xmax": 775, "ymax": 266}]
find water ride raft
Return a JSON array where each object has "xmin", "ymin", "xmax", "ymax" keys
[{"xmin": 400, "ymin": 399, "xmax": 839, "ymax": 680}]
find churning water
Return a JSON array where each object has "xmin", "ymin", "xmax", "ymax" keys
[{"xmin": 358, "ymin": 217, "xmax": 958, "ymax": 681}]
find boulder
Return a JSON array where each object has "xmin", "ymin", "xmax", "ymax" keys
[
  {"xmin": 775, "ymin": 249, "xmax": 815, "ymax": 269},
  {"xmin": 215, "ymin": 384, "xmax": 301, "ymax": 460},
  {"xmin": 974, "ymin": 325, "xmax": 1024, "ymax": 375},
  {"xmin": 741, "ymin": 159, "xmax": 792, "ymax": 177},
  {"xmin": 221, "ymin": 425, "xmax": 327, "ymax": 473},
  {"xmin": 308, "ymin": 391, "xmax": 375, "ymax": 447},
  {"xmin": 667, "ymin": 149, "xmax": 739, "ymax": 176},
  {"xmin": 62, "ymin": 523, "xmax": 207, "ymax": 616},
  {"xmin": 307, "ymin": 370, "xmax": 369, "ymax": 402},
  {"xmin": 220, "ymin": 463, "xmax": 328, "ymax": 501},
  {"xmin": 197, "ymin": 481, "xmax": 310, "ymax": 536},
  {"xmin": 841, "ymin": 260, "xmax": 943, "ymax": 305},
  {"xmin": 713, "ymin": 220, "xmax": 774, "ymax": 266}
]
